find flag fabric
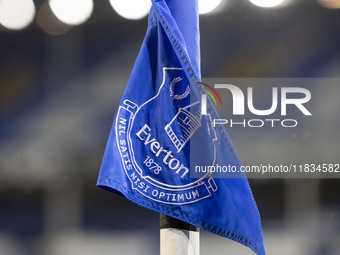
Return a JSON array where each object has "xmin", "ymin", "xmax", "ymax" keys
[{"xmin": 97, "ymin": 0, "xmax": 265, "ymax": 254}]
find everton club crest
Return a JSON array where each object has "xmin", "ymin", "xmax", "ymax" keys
[{"xmin": 115, "ymin": 67, "xmax": 218, "ymax": 205}]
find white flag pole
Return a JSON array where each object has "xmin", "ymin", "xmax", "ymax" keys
[{"xmin": 160, "ymin": 214, "xmax": 200, "ymax": 255}]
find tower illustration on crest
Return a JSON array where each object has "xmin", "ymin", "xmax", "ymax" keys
[{"xmin": 164, "ymin": 101, "xmax": 201, "ymax": 152}]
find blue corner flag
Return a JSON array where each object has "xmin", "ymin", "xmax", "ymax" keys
[{"xmin": 97, "ymin": 0, "xmax": 265, "ymax": 254}]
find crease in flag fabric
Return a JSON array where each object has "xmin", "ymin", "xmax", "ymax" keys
[{"xmin": 97, "ymin": 1, "xmax": 265, "ymax": 254}]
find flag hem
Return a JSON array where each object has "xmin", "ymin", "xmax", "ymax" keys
[{"xmin": 97, "ymin": 177, "xmax": 265, "ymax": 255}]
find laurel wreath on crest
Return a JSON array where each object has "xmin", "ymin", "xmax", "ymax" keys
[{"xmin": 169, "ymin": 77, "xmax": 191, "ymax": 100}]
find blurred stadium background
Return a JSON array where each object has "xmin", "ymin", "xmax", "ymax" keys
[{"xmin": 0, "ymin": 0, "xmax": 339, "ymax": 254}]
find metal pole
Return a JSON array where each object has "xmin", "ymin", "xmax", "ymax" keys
[{"xmin": 160, "ymin": 214, "xmax": 200, "ymax": 255}]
